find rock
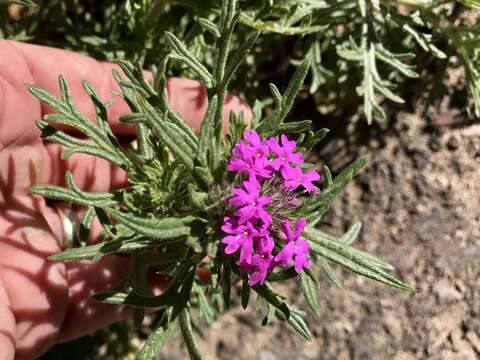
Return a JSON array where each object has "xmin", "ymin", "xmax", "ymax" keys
[
  {"xmin": 446, "ymin": 135, "xmax": 460, "ymax": 151},
  {"xmin": 383, "ymin": 312, "xmax": 403, "ymax": 340},
  {"xmin": 393, "ymin": 351, "xmax": 417, "ymax": 360},
  {"xmin": 433, "ymin": 279, "xmax": 462, "ymax": 303},
  {"xmin": 466, "ymin": 331, "xmax": 480, "ymax": 353},
  {"xmin": 430, "ymin": 302, "xmax": 468, "ymax": 350}
]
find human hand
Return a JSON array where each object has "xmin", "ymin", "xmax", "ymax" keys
[{"xmin": 0, "ymin": 40, "xmax": 251, "ymax": 360}]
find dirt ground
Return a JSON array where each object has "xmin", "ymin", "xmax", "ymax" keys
[{"xmin": 159, "ymin": 112, "xmax": 479, "ymax": 360}]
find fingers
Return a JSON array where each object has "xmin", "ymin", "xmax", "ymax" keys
[
  {"xmin": 0, "ymin": 40, "xmax": 42, "ymax": 150},
  {"xmin": 0, "ymin": 276, "xmax": 15, "ymax": 360},
  {"xmin": 57, "ymin": 257, "xmax": 132, "ymax": 343},
  {"xmin": 0, "ymin": 194, "xmax": 68, "ymax": 359},
  {"xmin": 0, "ymin": 142, "xmax": 74, "ymax": 358},
  {"xmin": 166, "ymin": 77, "xmax": 252, "ymax": 132},
  {"xmin": 6, "ymin": 40, "xmax": 136, "ymax": 135}
]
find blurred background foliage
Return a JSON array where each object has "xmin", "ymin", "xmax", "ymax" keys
[{"xmin": 0, "ymin": 0, "xmax": 478, "ymax": 358}]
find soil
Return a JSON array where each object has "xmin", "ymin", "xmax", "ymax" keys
[{"xmin": 160, "ymin": 112, "xmax": 480, "ymax": 360}]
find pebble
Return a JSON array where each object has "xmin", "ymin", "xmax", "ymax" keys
[{"xmin": 433, "ymin": 279, "xmax": 462, "ymax": 303}]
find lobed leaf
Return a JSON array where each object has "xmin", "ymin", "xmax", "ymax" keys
[
  {"xmin": 30, "ymin": 185, "xmax": 118, "ymax": 208},
  {"xmin": 221, "ymin": 30, "xmax": 260, "ymax": 90},
  {"xmin": 106, "ymin": 208, "xmax": 191, "ymax": 240},
  {"xmin": 198, "ymin": 17, "xmax": 221, "ymax": 38},
  {"xmin": 165, "ymin": 31, "xmax": 213, "ymax": 87},
  {"xmin": 148, "ymin": 110, "xmax": 196, "ymax": 170},
  {"xmin": 48, "ymin": 237, "xmax": 163, "ymax": 262},
  {"xmin": 256, "ymin": 57, "xmax": 311, "ymax": 133}
]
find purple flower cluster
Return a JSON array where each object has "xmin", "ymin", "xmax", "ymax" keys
[{"xmin": 221, "ymin": 130, "xmax": 320, "ymax": 286}]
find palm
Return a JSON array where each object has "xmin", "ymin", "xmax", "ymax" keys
[{"xmin": 0, "ymin": 40, "xmax": 250, "ymax": 360}]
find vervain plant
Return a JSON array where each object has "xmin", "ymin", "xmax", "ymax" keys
[{"xmin": 27, "ymin": 0, "xmax": 412, "ymax": 358}]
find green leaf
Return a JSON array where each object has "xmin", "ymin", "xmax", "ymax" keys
[
  {"xmin": 194, "ymin": 283, "xmax": 214, "ymax": 325},
  {"xmin": 302, "ymin": 157, "xmax": 368, "ymax": 226},
  {"xmin": 105, "ymin": 208, "xmax": 191, "ymax": 240},
  {"xmin": 251, "ymin": 99, "xmax": 263, "ymax": 128},
  {"xmin": 402, "ymin": 24, "xmax": 447, "ymax": 59},
  {"xmin": 222, "ymin": 258, "xmax": 232, "ymax": 310},
  {"xmin": 303, "ymin": 128, "xmax": 329, "ymax": 152},
  {"xmin": 276, "ymin": 308, "xmax": 312, "ymax": 341},
  {"xmin": 311, "ymin": 227, "xmax": 394, "ymax": 270},
  {"xmin": 136, "ymin": 308, "xmax": 178, "ymax": 360},
  {"xmin": 165, "ymin": 31, "xmax": 213, "ymax": 87},
  {"xmin": 78, "ymin": 207, "xmax": 96, "ymax": 246},
  {"xmin": 93, "ymin": 290, "xmax": 174, "ymax": 308},
  {"xmin": 340, "ymin": 222, "xmax": 362, "ymax": 246},
  {"xmin": 239, "ymin": 13, "xmax": 326, "ymax": 36},
  {"xmin": 0, "ymin": 0, "xmax": 37, "ymax": 7},
  {"xmin": 27, "ymin": 85, "xmax": 69, "ymax": 115},
  {"xmin": 148, "ymin": 110, "xmax": 196, "ymax": 170},
  {"xmin": 227, "ymin": 111, "xmax": 247, "ymax": 147},
  {"xmin": 299, "ymin": 272, "xmax": 319, "ymax": 315},
  {"xmin": 221, "ymin": 30, "xmax": 260, "ymax": 90},
  {"xmin": 61, "ymin": 144, "xmax": 125, "ymax": 167},
  {"xmin": 48, "ymin": 238, "xmax": 163, "ymax": 262},
  {"xmin": 241, "ymin": 278, "xmax": 250, "ymax": 309},
  {"xmin": 30, "ymin": 184, "xmax": 118, "ymax": 208},
  {"xmin": 263, "ymin": 120, "xmax": 312, "ymax": 137},
  {"xmin": 269, "ymin": 83, "xmax": 282, "ymax": 107},
  {"xmin": 322, "ymin": 166, "xmax": 333, "ymax": 189},
  {"xmin": 119, "ymin": 113, "xmax": 148, "ymax": 124},
  {"xmin": 317, "ymin": 257, "xmax": 344, "ymax": 287},
  {"xmin": 457, "ymin": 0, "xmax": 480, "ymax": 9},
  {"xmin": 267, "ymin": 267, "xmax": 298, "ymax": 282},
  {"xmin": 375, "ymin": 45, "xmax": 418, "ymax": 79},
  {"xmin": 261, "ymin": 304, "xmax": 274, "ymax": 326},
  {"xmin": 256, "ymin": 57, "xmax": 311, "ymax": 133},
  {"xmin": 306, "ymin": 230, "xmax": 413, "ymax": 291},
  {"xmin": 253, "ymin": 283, "xmax": 290, "ymax": 318},
  {"xmin": 32, "ymin": 78, "xmax": 109, "ymax": 144},
  {"xmin": 197, "ymin": 96, "xmax": 218, "ymax": 167},
  {"xmin": 58, "ymin": 75, "xmax": 75, "ymax": 111},
  {"xmin": 194, "ymin": 166, "xmax": 214, "ymax": 187},
  {"xmin": 198, "ymin": 17, "xmax": 221, "ymax": 38},
  {"xmin": 180, "ymin": 308, "xmax": 202, "ymax": 360},
  {"xmin": 35, "ymin": 120, "xmax": 88, "ymax": 148}
]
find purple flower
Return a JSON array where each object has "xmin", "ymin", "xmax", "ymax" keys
[
  {"xmin": 221, "ymin": 217, "xmax": 267, "ymax": 263},
  {"xmin": 243, "ymin": 130, "xmax": 270, "ymax": 158},
  {"xmin": 248, "ymin": 236, "xmax": 275, "ymax": 286},
  {"xmin": 227, "ymin": 155, "xmax": 272, "ymax": 179},
  {"xmin": 223, "ymin": 131, "xmax": 318, "ymax": 285},
  {"xmin": 275, "ymin": 218, "xmax": 310, "ymax": 273},
  {"xmin": 228, "ymin": 130, "xmax": 274, "ymax": 179},
  {"xmin": 266, "ymin": 134, "xmax": 303, "ymax": 170},
  {"xmin": 281, "ymin": 166, "xmax": 321, "ymax": 193},
  {"xmin": 229, "ymin": 178, "xmax": 272, "ymax": 224}
]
